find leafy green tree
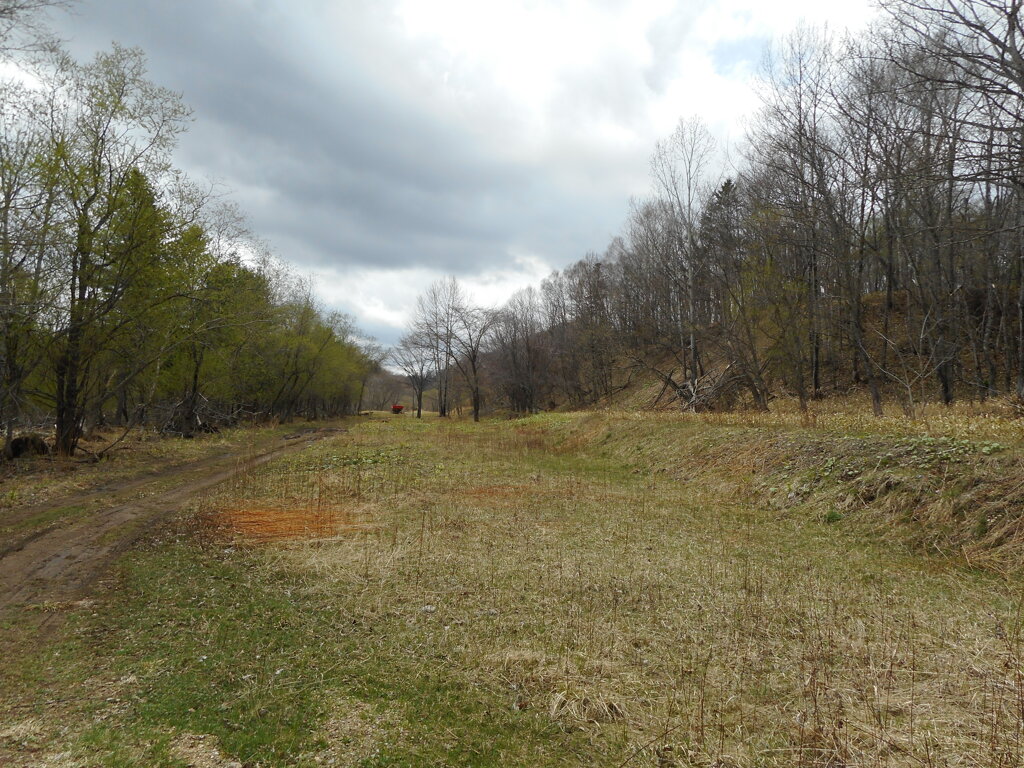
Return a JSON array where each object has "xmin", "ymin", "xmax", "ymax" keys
[
  {"xmin": 0, "ymin": 79, "xmax": 58, "ymax": 455},
  {"xmin": 39, "ymin": 45, "xmax": 190, "ymax": 454}
]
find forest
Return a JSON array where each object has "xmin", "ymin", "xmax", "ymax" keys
[
  {"xmin": 395, "ymin": 0, "xmax": 1024, "ymax": 422},
  {"xmin": 0, "ymin": 3, "xmax": 375, "ymax": 458}
]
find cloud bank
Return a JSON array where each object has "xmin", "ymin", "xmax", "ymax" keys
[{"xmin": 50, "ymin": 0, "xmax": 875, "ymax": 344}]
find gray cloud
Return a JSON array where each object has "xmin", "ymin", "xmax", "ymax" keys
[
  {"xmin": 44, "ymin": 0, "xmax": 876, "ymax": 347},
  {"xmin": 644, "ymin": 1, "xmax": 708, "ymax": 93},
  {"xmin": 50, "ymin": 0, "xmax": 635, "ymax": 283}
]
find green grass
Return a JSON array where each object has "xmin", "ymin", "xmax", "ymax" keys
[
  {"xmin": 6, "ymin": 503, "xmax": 88, "ymax": 534},
  {"xmin": 2, "ymin": 413, "xmax": 1023, "ymax": 767},
  {"xmin": 7, "ymin": 537, "xmax": 601, "ymax": 766}
]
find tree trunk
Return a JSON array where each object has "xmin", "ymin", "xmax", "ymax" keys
[{"xmin": 54, "ymin": 321, "xmax": 83, "ymax": 456}]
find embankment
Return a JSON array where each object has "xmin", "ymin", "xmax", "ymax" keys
[{"xmin": 543, "ymin": 411, "xmax": 1022, "ymax": 574}]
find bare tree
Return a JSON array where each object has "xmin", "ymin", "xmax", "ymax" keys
[
  {"xmin": 390, "ymin": 332, "xmax": 433, "ymax": 418},
  {"xmin": 412, "ymin": 277, "xmax": 460, "ymax": 417},
  {"xmin": 880, "ymin": 0, "xmax": 1024, "ymax": 402},
  {"xmin": 489, "ymin": 287, "xmax": 550, "ymax": 413},
  {"xmin": 450, "ymin": 290, "xmax": 495, "ymax": 423},
  {"xmin": 651, "ymin": 117, "xmax": 719, "ymax": 400}
]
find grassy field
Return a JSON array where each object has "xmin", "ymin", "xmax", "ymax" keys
[{"xmin": 2, "ymin": 412, "xmax": 1023, "ymax": 767}]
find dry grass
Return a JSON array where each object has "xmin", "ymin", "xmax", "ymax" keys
[
  {"xmin": 614, "ymin": 385, "xmax": 1024, "ymax": 446},
  {"xmin": 169, "ymin": 732, "xmax": 242, "ymax": 768},
  {"xmin": 0, "ymin": 421, "xmax": 311, "ymax": 517},
  {"xmin": 198, "ymin": 436, "xmax": 414, "ymax": 542},
  {"xmin": 188, "ymin": 414, "xmax": 1024, "ymax": 766},
  {"xmin": 554, "ymin": 410, "xmax": 1024, "ymax": 574}
]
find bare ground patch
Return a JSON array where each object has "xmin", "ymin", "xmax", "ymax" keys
[{"xmin": 204, "ymin": 503, "xmax": 375, "ymax": 543}]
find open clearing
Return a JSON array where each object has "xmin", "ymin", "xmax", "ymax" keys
[{"xmin": 1, "ymin": 412, "xmax": 1023, "ymax": 767}]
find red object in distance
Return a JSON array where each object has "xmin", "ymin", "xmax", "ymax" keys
[{"xmin": 391, "ymin": 404, "xmax": 405, "ymax": 414}]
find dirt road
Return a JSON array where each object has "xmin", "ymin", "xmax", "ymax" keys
[{"xmin": 0, "ymin": 427, "xmax": 342, "ymax": 619}]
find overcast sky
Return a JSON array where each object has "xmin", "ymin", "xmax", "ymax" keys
[{"xmin": 50, "ymin": 0, "xmax": 876, "ymax": 345}]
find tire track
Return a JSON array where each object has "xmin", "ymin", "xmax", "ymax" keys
[{"xmin": 0, "ymin": 428, "xmax": 343, "ymax": 616}]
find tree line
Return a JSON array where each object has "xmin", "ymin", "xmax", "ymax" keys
[
  {"xmin": 397, "ymin": 0, "xmax": 1024, "ymax": 419},
  {"xmin": 1, "ymin": 5, "xmax": 374, "ymax": 457}
]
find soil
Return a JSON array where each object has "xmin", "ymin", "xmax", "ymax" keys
[
  {"xmin": 0, "ymin": 426, "xmax": 345, "ymax": 625},
  {"xmin": 205, "ymin": 503, "xmax": 373, "ymax": 543}
]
